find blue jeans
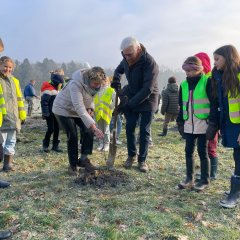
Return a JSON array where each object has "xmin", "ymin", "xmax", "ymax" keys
[
  {"xmin": 1, "ymin": 130, "xmax": 17, "ymax": 155},
  {"xmin": 125, "ymin": 111, "xmax": 154, "ymax": 162}
]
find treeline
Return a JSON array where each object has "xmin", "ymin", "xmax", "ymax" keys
[{"xmin": 13, "ymin": 58, "xmax": 185, "ymax": 94}]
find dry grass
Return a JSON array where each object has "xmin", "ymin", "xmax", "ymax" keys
[{"xmin": 0, "ymin": 115, "xmax": 239, "ymax": 239}]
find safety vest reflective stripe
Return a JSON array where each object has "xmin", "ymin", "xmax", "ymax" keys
[
  {"xmin": 194, "ymin": 108, "xmax": 210, "ymax": 114},
  {"xmin": 181, "ymin": 74, "xmax": 210, "ymax": 120},
  {"xmin": 194, "ymin": 98, "xmax": 210, "ymax": 104},
  {"xmin": 229, "ymin": 99, "xmax": 240, "ymax": 104},
  {"xmin": 95, "ymin": 100, "xmax": 112, "ymax": 109}
]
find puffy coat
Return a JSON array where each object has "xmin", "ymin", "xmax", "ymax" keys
[
  {"xmin": 41, "ymin": 81, "xmax": 58, "ymax": 117},
  {"xmin": 52, "ymin": 70, "xmax": 96, "ymax": 129},
  {"xmin": 161, "ymin": 83, "xmax": 179, "ymax": 115}
]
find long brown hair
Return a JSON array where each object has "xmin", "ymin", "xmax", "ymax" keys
[{"xmin": 214, "ymin": 45, "xmax": 240, "ymax": 97}]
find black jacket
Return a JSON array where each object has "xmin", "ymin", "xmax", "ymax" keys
[{"xmin": 113, "ymin": 45, "xmax": 159, "ymax": 112}]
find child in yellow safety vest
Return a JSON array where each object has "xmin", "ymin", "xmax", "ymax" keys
[
  {"xmin": 176, "ymin": 56, "xmax": 216, "ymax": 192},
  {"xmin": 0, "ymin": 56, "xmax": 26, "ymax": 172},
  {"xmin": 94, "ymin": 76, "xmax": 117, "ymax": 152}
]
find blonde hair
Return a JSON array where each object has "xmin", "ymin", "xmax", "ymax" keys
[{"xmin": 0, "ymin": 56, "xmax": 15, "ymax": 68}]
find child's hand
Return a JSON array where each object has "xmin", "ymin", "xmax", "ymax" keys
[{"xmin": 237, "ymin": 133, "xmax": 240, "ymax": 145}]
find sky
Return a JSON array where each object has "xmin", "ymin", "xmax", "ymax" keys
[{"xmin": 1, "ymin": 0, "xmax": 240, "ymax": 70}]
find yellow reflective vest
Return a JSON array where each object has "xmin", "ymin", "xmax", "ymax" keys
[
  {"xmin": 0, "ymin": 76, "xmax": 26, "ymax": 127},
  {"xmin": 181, "ymin": 74, "xmax": 210, "ymax": 120},
  {"xmin": 94, "ymin": 87, "xmax": 114, "ymax": 124},
  {"xmin": 228, "ymin": 74, "xmax": 240, "ymax": 123}
]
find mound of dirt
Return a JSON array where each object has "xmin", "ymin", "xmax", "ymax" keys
[{"xmin": 75, "ymin": 169, "xmax": 130, "ymax": 188}]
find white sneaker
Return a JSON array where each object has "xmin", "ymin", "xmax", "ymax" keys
[
  {"xmin": 97, "ymin": 144, "xmax": 103, "ymax": 151},
  {"xmin": 102, "ymin": 145, "xmax": 109, "ymax": 152},
  {"xmin": 116, "ymin": 140, "xmax": 122, "ymax": 145}
]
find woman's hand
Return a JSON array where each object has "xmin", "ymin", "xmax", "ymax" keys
[{"xmin": 93, "ymin": 128, "xmax": 104, "ymax": 139}]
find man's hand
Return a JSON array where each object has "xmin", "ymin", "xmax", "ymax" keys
[
  {"xmin": 21, "ymin": 120, "xmax": 26, "ymax": 125},
  {"xmin": 111, "ymin": 81, "xmax": 121, "ymax": 92},
  {"xmin": 206, "ymin": 122, "xmax": 218, "ymax": 140},
  {"xmin": 117, "ymin": 95, "xmax": 131, "ymax": 113}
]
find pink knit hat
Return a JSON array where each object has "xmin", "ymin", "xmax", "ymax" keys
[{"xmin": 194, "ymin": 52, "xmax": 211, "ymax": 74}]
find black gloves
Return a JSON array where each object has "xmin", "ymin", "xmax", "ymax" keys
[
  {"xmin": 117, "ymin": 95, "xmax": 131, "ymax": 113},
  {"xmin": 111, "ymin": 81, "xmax": 121, "ymax": 92},
  {"xmin": 21, "ymin": 120, "xmax": 25, "ymax": 125},
  {"xmin": 177, "ymin": 122, "xmax": 184, "ymax": 137},
  {"xmin": 206, "ymin": 122, "xmax": 218, "ymax": 140}
]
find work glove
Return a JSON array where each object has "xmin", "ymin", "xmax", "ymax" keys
[
  {"xmin": 117, "ymin": 95, "xmax": 131, "ymax": 113},
  {"xmin": 111, "ymin": 81, "xmax": 121, "ymax": 92},
  {"xmin": 177, "ymin": 122, "xmax": 184, "ymax": 137},
  {"xmin": 21, "ymin": 120, "xmax": 26, "ymax": 125},
  {"xmin": 42, "ymin": 115, "xmax": 47, "ymax": 120},
  {"xmin": 206, "ymin": 122, "xmax": 218, "ymax": 140}
]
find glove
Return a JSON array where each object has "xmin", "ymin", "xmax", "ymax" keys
[
  {"xmin": 42, "ymin": 115, "xmax": 47, "ymax": 120},
  {"xmin": 117, "ymin": 95, "xmax": 131, "ymax": 113},
  {"xmin": 111, "ymin": 81, "xmax": 121, "ymax": 92},
  {"xmin": 21, "ymin": 120, "xmax": 25, "ymax": 125},
  {"xmin": 206, "ymin": 122, "xmax": 218, "ymax": 140},
  {"xmin": 177, "ymin": 122, "xmax": 184, "ymax": 137}
]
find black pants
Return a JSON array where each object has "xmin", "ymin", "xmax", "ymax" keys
[
  {"xmin": 234, "ymin": 147, "xmax": 240, "ymax": 175},
  {"xmin": 43, "ymin": 114, "xmax": 59, "ymax": 146},
  {"xmin": 55, "ymin": 115, "xmax": 94, "ymax": 167},
  {"xmin": 124, "ymin": 111, "xmax": 154, "ymax": 162},
  {"xmin": 185, "ymin": 133, "xmax": 210, "ymax": 183}
]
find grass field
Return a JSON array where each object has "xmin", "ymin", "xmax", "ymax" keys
[{"xmin": 0, "ymin": 115, "xmax": 239, "ymax": 240}]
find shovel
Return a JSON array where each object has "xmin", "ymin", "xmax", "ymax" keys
[
  {"xmin": 0, "ymin": 38, "xmax": 4, "ymax": 52},
  {"xmin": 106, "ymin": 91, "xmax": 119, "ymax": 170}
]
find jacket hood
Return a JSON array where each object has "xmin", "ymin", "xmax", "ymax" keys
[
  {"xmin": 167, "ymin": 83, "xmax": 178, "ymax": 92},
  {"xmin": 71, "ymin": 69, "xmax": 99, "ymax": 96}
]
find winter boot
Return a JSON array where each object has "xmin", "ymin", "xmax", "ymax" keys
[
  {"xmin": 138, "ymin": 161, "xmax": 149, "ymax": 173},
  {"xmin": 0, "ymin": 230, "xmax": 12, "ymax": 239},
  {"xmin": 178, "ymin": 157, "xmax": 194, "ymax": 189},
  {"xmin": 3, "ymin": 155, "xmax": 14, "ymax": 172},
  {"xmin": 0, "ymin": 144, "xmax": 3, "ymax": 162},
  {"xmin": 210, "ymin": 156, "xmax": 218, "ymax": 180},
  {"xmin": 0, "ymin": 179, "xmax": 10, "ymax": 188},
  {"xmin": 52, "ymin": 140, "xmax": 63, "ymax": 152},
  {"xmin": 178, "ymin": 177, "xmax": 194, "ymax": 189},
  {"xmin": 42, "ymin": 139, "xmax": 50, "ymax": 153},
  {"xmin": 193, "ymin": 157, "xmax": 210, "ymax": 191},
  {"xmin": 158, "ymin": 128, "xmax": 168, "ymax": 137},
  {"xmin": 123, "ymin": 155, "xmax": 137, "ymax": 169},
  {"xmin": 220, "ymin": 175, "xmax": 240, "ymax": 208},
  {"xmin": 78, "ymin": 158, "xmax": 97, "ymax": 172},
  {"xmin": 67, "ymin": 165, "xmax": 78, "ymax": 176}
]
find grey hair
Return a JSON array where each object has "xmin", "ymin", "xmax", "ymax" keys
[{"xmin": 120, "ymin": 36, "xmax": 140, "ymax": 50}]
